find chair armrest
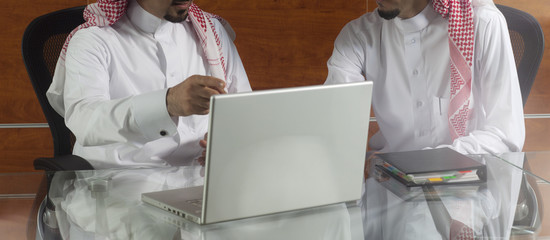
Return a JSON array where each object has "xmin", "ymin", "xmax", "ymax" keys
[{"xmin": 34, "ymin": 154, "xmax": 94, "ymax": 171}]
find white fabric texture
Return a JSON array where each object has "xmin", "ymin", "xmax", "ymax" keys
[
  {"xmin": 48, "ymin": 0, "xmax": 251, "ymax": 168},
  {"xmin": 325, "ymin": 2, "xmax": 524, "ymax": 154}
]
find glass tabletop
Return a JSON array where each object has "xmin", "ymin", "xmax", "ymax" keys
[
  {"xmin": 0, "ymin": 172, "xmax": 45, "ymax": 240},
  {"xmin": 42, "ymin": 152, "xmax": 550, "ymax": 240},
  {"xmin": 493, "ymin": 151, "xmax": 550, "ymax": 238},
  {"xmin": 365, "ymin": 152, "xmax": 548, "ymax": 239},
  {"xmin": 495, "ymin": 151, "xmax": 550, "ymax": 184},
  {"xmin": 44, "ymin": 168, "xmax": 364, "ymax": 240}
]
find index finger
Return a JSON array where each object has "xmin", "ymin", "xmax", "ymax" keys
[{"xmin": 199, "ymin": 76, "xmax": 227, "ymax": 94}]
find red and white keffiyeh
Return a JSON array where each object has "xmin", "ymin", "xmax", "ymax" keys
[
  {"xmin": 430, "ymin": 2, "xmax": 477, "ymax": 236},
  {"xmin": 450, "ymin": 219, "xmax": 475, "ymax": 240},
  {"xmin": 59, "ymin": 0, "xmax": 128, "ymax": 61},
  {"xmin": 433, "ymin": 0, "xmax": 475, "ymax": 140},
  {"xmin": 187, "ymin": 5, "xmax": 228, "ymax": 80}
]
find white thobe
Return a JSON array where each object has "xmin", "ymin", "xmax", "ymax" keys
[
  {"xmin": 332, "ymin": 3, "xmax": 524, "ymax": 239},
  {"xmin": 325, "ymin": 2, "xmax": 525, "ymax": 154},
  {"xmin": 48, "ymin": 0, "xmax": 251, "ymax": 168}
]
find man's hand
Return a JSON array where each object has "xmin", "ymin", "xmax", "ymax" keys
[
  {"xmin": 166, "ymin": 75, "xmax": 226, "ymax": 116},
  {"xmin": 198, "ymin": 133, "xmax": 208, "ymax": 166},
  {"xmin": 364, "ymin": 152, "xmax": 380, "ymax": 181}
]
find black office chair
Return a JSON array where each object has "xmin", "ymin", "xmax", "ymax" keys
[
  {"xmin": 496, "ymin": 4, "xmax": 545, "ymax": 106},
  {"xmin": 496, "ymin": 4, "xmax": 545, "ymax": 238},
  {"xmin": 22, "ymin": 6, "xmax": 94, "ymax": 240}
]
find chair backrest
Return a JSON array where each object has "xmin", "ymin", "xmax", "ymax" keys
[
  {"xmin": 496, "ymin": 4, "xmax": 545, "ymax": 106},
  {"xmin": 22, "ymin": 6, "xmax": 85, "ymax": 157}
]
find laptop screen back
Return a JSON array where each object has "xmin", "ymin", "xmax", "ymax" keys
[{"xmin": 202, "ymin": 82, "xmax": 373, "ymax": 224}]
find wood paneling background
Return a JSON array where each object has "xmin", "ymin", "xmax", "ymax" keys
[
  {"xmin": 195, "ymin": 0, "xmax": 369, "ymax": 90},
  {"xmin": 0, "ymin": 0, "xmax": 549, "ymax": 173}
]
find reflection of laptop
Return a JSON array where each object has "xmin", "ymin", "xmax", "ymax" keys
[{"xmin": 142, "ymin": 81, "xmax": 373, "ymax": 224}]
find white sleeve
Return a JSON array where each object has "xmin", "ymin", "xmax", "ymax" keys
[
  {"xmin": 325, "ymin": 22, "xmax": 367, "ymax": 85},
  {"xmin": 61, "ymin": 31, "xmax": 177, "ymax": 147},
  {"xmin": 442, "ymin": 7, "xmax": 525, "ymax": 154}
]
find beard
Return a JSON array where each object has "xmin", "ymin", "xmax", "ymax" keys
[
  {"xmin": 378, "ymin": 8, "xmax": 401, "ymax": 20},
  {"xmin": 164, "ymin": 10, "xmax": 188, "ymax": 23},
  {"xmin": 164, "ymin": 0, "xmax": 192, "ymax": 23}
]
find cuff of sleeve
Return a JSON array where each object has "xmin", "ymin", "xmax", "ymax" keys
[{"xmin": 132, "ymin": 89, "xmax": 178, "ymax": 140}]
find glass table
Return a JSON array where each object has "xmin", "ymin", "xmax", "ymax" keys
[
  {"xmin": 0, "ymin": 172, "xmax": 45, "ymax": 240},
  {"xmin": 365, "ymin": 152, "xmax": 548, "ymax": 239},
  {"xmin": 34, "ymin": 152, "xmax": 550, "ymax": 239}
]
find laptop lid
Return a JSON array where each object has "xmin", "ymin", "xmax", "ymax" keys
[{"xmin": 201, "ymin": 81, "xmax": 373, "ymax": 224}]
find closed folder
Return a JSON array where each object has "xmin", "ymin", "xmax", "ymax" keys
[{"xmin": 374, "ymin": 148, "xmax": 487, "ymax": 187}]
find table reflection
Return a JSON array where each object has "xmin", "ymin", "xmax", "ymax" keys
[
  {"xmin": 48, "ymin": 167, "xmax": 361, "ymax": 239},
  {"xmin": 46, "ymin": 152, "xmax": 545, "ymax": 239},
  {"xmin": 362, "ymin": 152, "xmax": 542, "ymax": 239}
]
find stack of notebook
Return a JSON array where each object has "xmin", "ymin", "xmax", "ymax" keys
[
  {"xmin": 374, "ymin": 148, "xmax": 487, "ymax": 187},
  {"xmin": 373, "ymin": 148, "xmax": 487, "ymax": 201}
]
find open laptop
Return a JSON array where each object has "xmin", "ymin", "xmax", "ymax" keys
[{"xmin": 142, "ymin": 81, "xmax": 373, "ymax": 224}]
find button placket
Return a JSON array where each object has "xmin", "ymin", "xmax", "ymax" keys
[
  {"xmin": 155, "ymin": 25, "xmax": 181, "ymax": 89},
  {"xmin": 404, "ymin": 32, "xmax": 430, "ymax": 139}
]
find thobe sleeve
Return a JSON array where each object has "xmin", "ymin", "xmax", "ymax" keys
[
  {"xmin": 442, "ymin": 7, "xmax": 525, "ymax": 154},
  {"xmin": 325, "ymin": 23, "xmax": 367, "ymax": 84},
  {"xmin": 60, "ymin": 31, "xmax": 177, "ymax": 147}
]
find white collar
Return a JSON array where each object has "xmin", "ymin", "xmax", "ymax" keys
[
  {"xmin": 127, "ymin": 0, "xmax": 166, "ymax": 34},
  {"xmin": 394, "ymin": 3, "xmax": 440, "ymax": 33}
]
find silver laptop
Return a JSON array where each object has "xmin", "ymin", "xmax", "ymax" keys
[{"xmin": 142, "ymin": 81, "xmax": 373, "ymax": 224}]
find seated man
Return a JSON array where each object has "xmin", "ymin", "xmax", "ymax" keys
[
  {"xmin": 326, "ymin": 1, "xmax": 525, "ymax": 238},
  {"xmin": 47, "ymin": 0, "xmax": 251, "ymax": 168},
  {"xmin": 325, "ymin": 0, "xmax": 524, "ymax": 154}
]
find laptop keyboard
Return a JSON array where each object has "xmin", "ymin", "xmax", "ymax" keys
[{"xmin": 186, "ymin": 199, "xmax": 203, "ymax": 208}]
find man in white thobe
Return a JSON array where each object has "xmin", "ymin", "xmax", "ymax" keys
[
  {"xmin": 47, "ymin": 0, "xmax": 252, "ymax": 168},
  {"xmin": 325, "ymin": 0, "xmax": 524, "ymax": 155},
  {"xmin": 325, "ymin": 0, "xmax": 525, "ymax": 239}
]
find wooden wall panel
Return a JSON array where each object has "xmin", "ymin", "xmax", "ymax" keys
[
  {"xmin": 195, "ymin": 0, "xmax": 367, "ymax": 90},
  {"xmin": 525, "ymin": 118, "xmax": 550, "ymax": 152},
  {"xmin": 0, "ymin": 173, "xmax": 45, "ymax": 240},
  {"xmin": 0, "ymin": 198, "xmax": 38, "ymax": 240},
  {"xmin": 0, "ymin": 128, "xmax": 52, "ymax": 173}
]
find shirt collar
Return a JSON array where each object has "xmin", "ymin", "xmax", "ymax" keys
[
  {"xmin": 394, "ymin": 2, "xmax": 439, "ymax": 33},
  {"xmin": 127, "ymin": 0, "xmax": 165, "ymax": 34}
]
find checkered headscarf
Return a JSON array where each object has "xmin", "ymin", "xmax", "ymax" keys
[{"xmin": 433, "ymin": 0, "xmax": 475, "ymax": 140}]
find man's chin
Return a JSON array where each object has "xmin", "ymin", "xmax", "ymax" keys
[
  {"xmin": 378, "ymin": 9, "xmax": 401, "ymax": 20},
  {"xmin": 164, "ymin": 13, "xmax": 188, "ymax": 23}
]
